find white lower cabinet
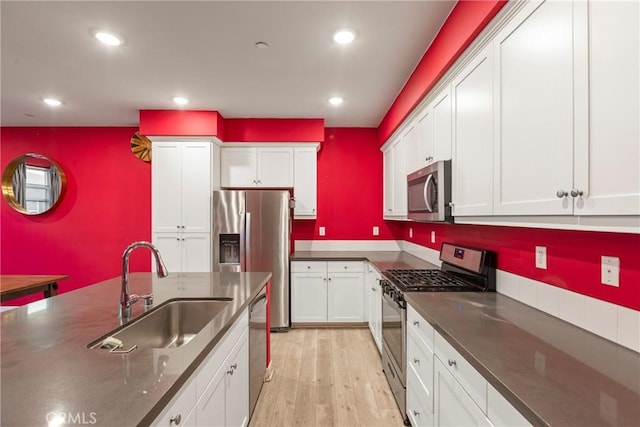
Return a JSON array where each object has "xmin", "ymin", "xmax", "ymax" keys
[
  {"xmin": 291, "ymin": 261, "xmax": 364, "ymax": 323},
  {"xmin": 407, "ymin": 303, "xmax": 531, "ymax": 427},
  {"xmin": 153, "ymin": 309, "xmax": 249, "ymax": 427},
  {"xmin": 366, "ymin": 263, "xmax": 382, "ymax": 353},
  {"xmin": 434, "ymin": 357, "xmax": 491, "ymax": 427},
  {"xmin": 198, "ymin": 329, "xmax": 249, "ymax": 427},
  {"xmin": 154, "ymin": 378, "xmax": 197, "ymax": 427},
  {"xmin": 406, "ymin": 306, "xmax": 435, "ymax": 427}
]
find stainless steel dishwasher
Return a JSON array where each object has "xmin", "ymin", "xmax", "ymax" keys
[{"xmin": 249, "ymin": 286, "xmax": 267, "ymax": 419}]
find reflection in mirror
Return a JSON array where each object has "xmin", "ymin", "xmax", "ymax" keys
[{"xmin": 1, "ymin": 153, "xmax": 66, "ymax": 215}]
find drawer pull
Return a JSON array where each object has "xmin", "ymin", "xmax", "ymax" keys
[
  {"xmin": 170, "ymin": 414, "xmax": 182, "ymax": 425},
  {"xmin": 413, "ymin": 321, "xmax": 419, "ymax": 326},
  {"xmin": 307, "ymin": 265, "xmax": 311, "ymax": 269},
  {"xmin": 413, "ymin": 410, "xmax": 420, "ymax": 418},
  {"xmin": 448, "ymin": 359, "xmax": 457, "ymax": 367},
  {"xmin": 413, "ymin": 358, "xmax": 420, "ymax": 365}
]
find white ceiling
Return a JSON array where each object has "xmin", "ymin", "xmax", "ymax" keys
[{"xmin": 1, "ymin": 1, "xmax": 456, "ymax": 128}]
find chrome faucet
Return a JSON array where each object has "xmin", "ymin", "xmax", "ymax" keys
[{"xmin": 120, "ymin": 241, "xmax": 169, "ymax": 321}]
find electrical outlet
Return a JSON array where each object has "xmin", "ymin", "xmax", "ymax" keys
[
  {"xmin": 319, "ymin": 226, "xmax": 326, "ymax": 236},
  {"xmin": 535, "ymin": 246, "xmax": 547, "ymax": 269},
  {"xmin": 431, "ymin": 231, "xmax": 436, "ymax": 244},
  {"xmin": 409, "ymin": 228, "xmax": 413, "ymax": 238},
  {"xmin": 373, "ymin": 226, "xmax": 379, "ymax": 236},
  {"xmin": 601, "ymin": 256, "xmax": 620, "ymax": 287}
]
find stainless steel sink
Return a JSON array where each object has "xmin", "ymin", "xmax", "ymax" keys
[{"xmin": 88, "ymin": 298, "xmax": 233, "ymax": 352}]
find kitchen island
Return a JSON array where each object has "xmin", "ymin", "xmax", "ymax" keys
[{"xmin": 0, "ymin": 271, "xmax": 271, "ymax": 426}]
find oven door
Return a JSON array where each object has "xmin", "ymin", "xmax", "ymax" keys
[{"xmin": 381, "ymin": 285, "xmax": 406, "ymax": 384}]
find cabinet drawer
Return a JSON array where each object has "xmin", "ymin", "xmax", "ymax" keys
[
  {"xmin": 407, "ymin": 304, "xmax": 434, "ymax": 352},
  {"xmin": 290, "ymin": 261, "xmax": 326, "ymax": 273},
  {"xmin": 196, "ymin": 309, "xmax": 249, "ymax": 397},
  {"xmin": 407, "ymin": 329, "xmax": 434, "ymax": 409},
  {"xmin": 153, "ymin": 377, "xmax": 197, "ymax": 426},
  {"xmin": 327, "ymin": 261, "xmax": 364, "ymax": 273},
  {"xmin": 407, "ymin": 365, "xmax": 434, "ymax": 427},
  {"xmin": 435, "ymin": 332, "xmax": 487, "ymax": 413}
]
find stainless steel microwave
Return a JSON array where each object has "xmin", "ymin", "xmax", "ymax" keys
[{"xmin": 407, "ymin": 160, "xmax": 453, "ymax": 222}]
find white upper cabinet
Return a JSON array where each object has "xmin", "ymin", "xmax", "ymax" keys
[
  {"xmin": 411, "ymin": 85, "xmax": 453, "ymax": 174},
  {"xmin": 573, "ymin": 0, "xmax": 639, "ymax": 216},
  {"xmin": 221, "ymin": 147, "xmax": 294, "ymax": 188},
  {"xmin": 152, "ymin": 141, "xmax": 212, "ymax": 233},
  {"xmin": 220, "ymin": 147, "xmax": 257, "ymax": 188},
  {"xmin": 293, "ymin": 147, "xmax": 317, "ymax": 218},
  {"xmin": 257, "ymin": 147, "xmax": 294, "ymax": 187},
  {"xmin": 451, "ymin": 44, "xmax": 494, "ymax": 217},
  {"xmin": 432, "ymin": 87, "xmax": 453, "ymax": 162},
  {"xmin": 493, "ymin": 0, "xmax": 576, "ymax": 215},
  {"xmin": 382, "ymin": 136, "xmax": 408, "ymax": 219},
  {"xmin": 383, "ymin": 145, "xmax": 394, "ymax": 216},
  {"xmin": 404, "ymin": 121, "xmax": 421, "ymax": 175}
]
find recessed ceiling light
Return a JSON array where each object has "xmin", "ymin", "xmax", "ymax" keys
[
  {"xmin": 333, "ymin": 29, "xmax": 356, "ymax": 44},
  {"xmin": 329, "ymin": 97, "xmax": 343, "ymax": 106},
  {"xmin": 43, "ymin": 98, "xmax": 62, "ymax": 107},
  {"xmin": 255, "ymin": 41, "xmax": 269, "ymax": 49},
  {"xmin": 173, "ymin": 96, "xmax": 189, "ymax": 105},
  {"xmin": 94, "ymin": 31, "xmax": 123, "ymax": 46}
]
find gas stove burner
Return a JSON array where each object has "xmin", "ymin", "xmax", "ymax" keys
[{"xmin": 383, "ymin": 269, "xmax": 485, "ymax": 292}]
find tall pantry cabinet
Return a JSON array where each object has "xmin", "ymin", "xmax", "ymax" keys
[{"xmin": 151, "ymin": 139, "xmax": 218, "ymax": 273}]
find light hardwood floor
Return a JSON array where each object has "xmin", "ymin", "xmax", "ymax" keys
[{"xmin": 250, "ymin": 328, "xmax": 406, "ymax": 427}]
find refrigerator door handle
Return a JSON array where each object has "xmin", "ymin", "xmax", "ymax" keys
[
  {"xmin": 239, "ymin": 212, "xmax": 247, "ymax": 272},
  {"xmin": 244, "ymin": 212, "xmax": 251, "ymax": 272}
]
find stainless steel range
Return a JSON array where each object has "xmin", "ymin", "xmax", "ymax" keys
[{"xmin": 381, "ymin": 242, "xmax": 496, "ymax": 425}]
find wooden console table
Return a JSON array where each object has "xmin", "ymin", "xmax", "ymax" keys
[{"xmin": 0, "ymin": 275, "xmax": 68, "ymax": 302}]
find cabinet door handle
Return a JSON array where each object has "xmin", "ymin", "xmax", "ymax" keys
[
  {"xmin": 556, "ymin": 189, "xmax": 568, "ymax": 198},
  {"xmin": 413, "ymin": 410, "xmax": 420, "ymax": 418},
  {"xmin": 448, "ymin": 359, "xmax": 457, "ymax": 367},
  {"xmin": 413, "ymin": 321, "xmax": 419, "ymax": 326},
  {"xmin": 570, "ymin": 189, "xmax": 583, "ymax": 198},
  {"xmin": 413, "ymin": 358, "xmax": 420, "ymax": 365},
  {"xmin": 170, "ymin": 414, "xmax": 182, "ymax": 425},
  {"xmin": 371, "ymin": 287, "xmax": 376, "ymax": 291}
]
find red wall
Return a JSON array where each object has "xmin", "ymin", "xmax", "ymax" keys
[
  {"xmin": 139, "ymin": 110, "xmax": 224, "ymax": 137},
  {"xmin": 378, "ymin": 0, "xmax": 506, "ymax": 144},
  {"xmin": 1, "ymin": 127, "xmax": 152, "ymax": 305},
  {"xmin": 402, "ymin": 222, "xmax": 640, "ymax": 311},
  {"xmin": 292, "ymin": 128, "xmax": 402, "ymax": 241},
  {"xmin": 225, "ymin": 118, "xmax": 324, "ymax": 143}
]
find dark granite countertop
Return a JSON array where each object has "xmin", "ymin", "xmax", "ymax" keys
[
  {"xmin": 405, "ymin": 292, "xmax": 640, "ymax": 427},
  {"xmin": 0, "ymin": 272, "xmax": 271, "ymax": 426},
  {"xmin": 290, "ymin": 250, "xmax": 439, "ymax": 272}
]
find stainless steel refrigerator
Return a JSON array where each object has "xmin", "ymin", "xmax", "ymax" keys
[{"xmin": 212, "ymin": 190, "xmax": 291, "ymax": 330}]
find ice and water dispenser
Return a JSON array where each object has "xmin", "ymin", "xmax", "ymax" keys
[{"xmin": 219, "ymin": 234, "xmax": 240, "ymax": 265}]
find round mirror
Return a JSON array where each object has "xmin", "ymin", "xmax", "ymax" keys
[{"xmin": 1, "ymin": 153, "xmax": 67, "ymax": 215}]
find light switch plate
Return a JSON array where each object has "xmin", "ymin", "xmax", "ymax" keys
[
  {"xmin": 373, "ymin": 226, "xmax": 379, "ymax": 236},
  {"xmin": 319, "ymin": 226, "xmax": 325, "ymax": 236},
  {"xmin": 601, "ymin": 256, "xmax": 620, "ymax": 287},
  {"xmin": 535, "ymin": 246, "xmax": 547, "ymax": 269}
]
